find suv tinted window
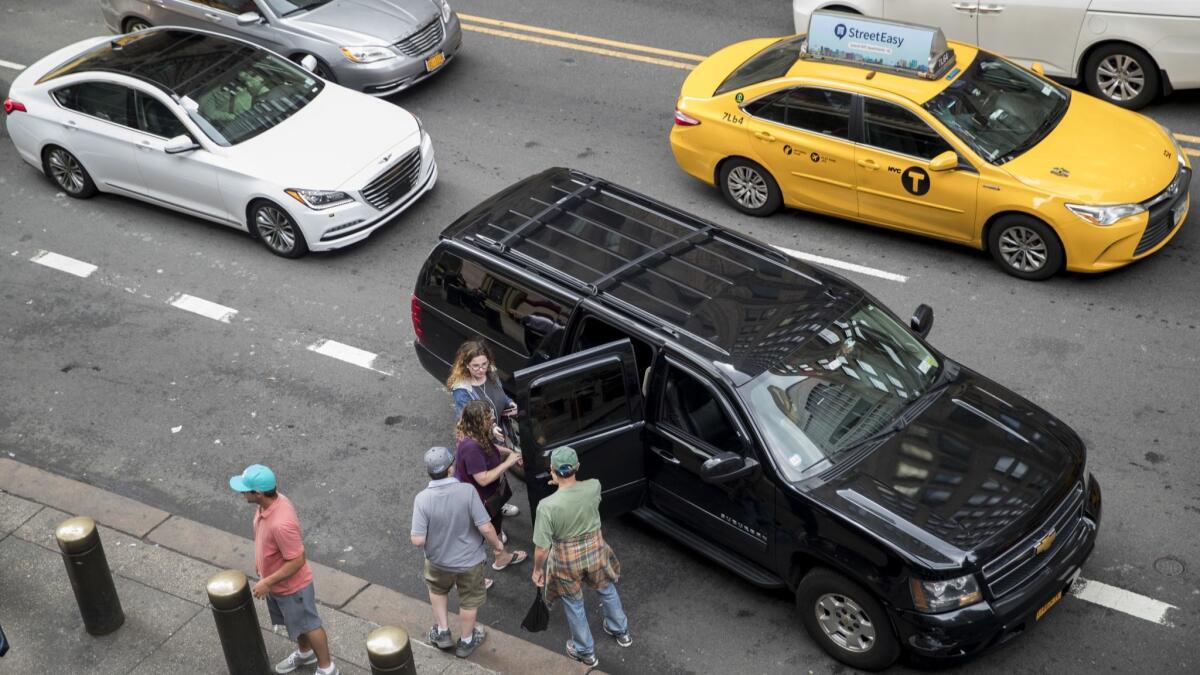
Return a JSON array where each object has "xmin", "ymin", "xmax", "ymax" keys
[
  {"xmin": 134, "ymin": 92, "xmax": 187, "ymax": 138},
  {"xmin": 660, "ymin": 365, "xmax": 739, "ymax": 452},
  {"xmin": 530, "ymin": 359, "xmax": 631, "ymax": 446},
  {"xmin": 863, "ymin": 99, "xmax": 954, "ymax": 160},
  {"xmin": 745, "ymin": 88, "xmax": 851, "ymax": 139},
  {"xmin": 53, "ymin": 82, "xmax": 132, "ymax": 126}
]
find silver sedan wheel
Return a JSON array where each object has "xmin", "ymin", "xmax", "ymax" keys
[
  {"xmin": 727, "ymin": 165, "xmax": 769, "ymax": 210},
  {"xmin": 254, "ymin": 205, "xmax": 297, "ymax": 254},
  {"xmin": 998, "ymin": 225, "xmax": 1048, "ymax": 273},
  {"xmin": 814, "ymin": 592, "xmax": 876, "ymax": 654},
  {"xmin": 1096, "ymin": 54, "xmax": 1145, "ymax": 102},
  {"xmin": 48, "ymin": 149, "xmax": 86, "ymax": 194},
  {"xmin": 127, "ymin": 20, "xmax": 151, "ymax": 32}
]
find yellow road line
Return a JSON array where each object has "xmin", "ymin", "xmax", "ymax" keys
[
  {"xmin": 1185, "ymin": 147, "xmax": 1200, "ymax": 158},
  {"xmin": 459, "ymin": 13, "xmax": 706, "ymax": 62},
  {"xmin": 461, "ymin": 24, "xmax": 697, "ymax": 70},
  {"xmin": 1174, "ymin": 132, "xmax": 1200, "ymax": 144}
]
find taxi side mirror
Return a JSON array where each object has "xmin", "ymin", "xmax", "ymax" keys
[
  {"xmin": 929, "ymin": 151, "xmax": 958, "ymax": 172},
  {"xmin": 1030, "ymin": 62, "xmax": 1045, "ymax": 77}
]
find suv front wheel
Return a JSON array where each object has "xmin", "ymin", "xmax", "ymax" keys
[{"xmin": 796, "ymin": 568, "xmax": 899, "ymax": 671}]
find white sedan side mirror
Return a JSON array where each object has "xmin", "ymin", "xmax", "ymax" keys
[
  {"xmin": 299, "ymin": 55, "xmax": 318, "ymax": 72},
  {"xmin": 164, "ymin": 135, "xmax": 200, "ymax": 154},
  {"xmin": 236, "ymin": 11, "xmax": 264, "ymax": 26}
]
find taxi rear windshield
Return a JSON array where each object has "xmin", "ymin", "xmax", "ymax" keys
[{"xmin": 714, "ymin": 36, "xmax": 805, "ymax": 96}]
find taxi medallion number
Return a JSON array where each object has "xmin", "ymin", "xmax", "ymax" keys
[
  {"xmin": 425, "ymin": 51, "xmax": 446, "ymax": 72},
  {"xmin": 1035, "ymin": 590, "xmax": 1063, "ymax": 621}
]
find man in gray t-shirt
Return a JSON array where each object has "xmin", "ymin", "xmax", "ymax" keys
[{"xmin": 411, "ymin": 446, "xmax": 506, "ymax": 659}]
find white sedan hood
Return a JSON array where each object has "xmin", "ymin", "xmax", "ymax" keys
[{"xmin": 225, "ymin": 84, "xmax": 420, "ymax": 190}]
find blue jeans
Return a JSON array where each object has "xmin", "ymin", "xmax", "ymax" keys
[{"xmin": 560, "ymin": 582, "xmax": 628, "ymax": 657}]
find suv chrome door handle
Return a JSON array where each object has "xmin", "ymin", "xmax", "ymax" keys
[
  {"xmin": 754, "ymin": 131, "xmax": 776, "ymax": 142},
  {"xmin": 650, "ymin": 446, "xmax": 681, "ymax": 465}
]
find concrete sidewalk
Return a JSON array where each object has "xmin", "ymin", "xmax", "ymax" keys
[{"xmin": 0, "ymin": 458, "xmax": 592, "ymax": 674}]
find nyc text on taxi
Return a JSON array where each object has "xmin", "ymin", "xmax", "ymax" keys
[{"xmin": 670, "ymin": 11, "xmax": 1191, "ymax": 279}]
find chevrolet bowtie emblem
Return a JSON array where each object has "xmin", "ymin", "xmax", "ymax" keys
[
  {"xmin": 1034, "ymin": 528, "xmax": 1057, "ymax": 556},
  {"xmin": 379, "ymin": 154, "xmax": 392, "ymax": 165}
]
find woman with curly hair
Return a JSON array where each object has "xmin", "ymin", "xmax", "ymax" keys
[
  {"xmin": 455, "ymin": 400, "xmax": 528, "ymax": 571},
  {"xmin": 446, "ymin": 339, "xmax": 518, "ymax": 439}
]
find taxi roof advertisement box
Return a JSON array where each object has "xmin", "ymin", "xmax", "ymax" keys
[{"xmin": 805, "ymin": 11, "xmax": 955, "ymax": 79}]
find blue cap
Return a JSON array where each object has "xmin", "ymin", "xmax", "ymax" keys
[{"xmin": 229, "ymin": 464, "xmax": 277, "ymax": 492}]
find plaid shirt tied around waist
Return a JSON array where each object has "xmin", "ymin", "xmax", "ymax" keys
[{"xmin": 544, "ymin": 529, "xmax": 620, "ymax": 604}]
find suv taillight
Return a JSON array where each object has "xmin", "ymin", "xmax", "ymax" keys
[
  {"xmin": 3, "ymin": 98, "xmax": 26, "ymax": 114},
  {"xmin": 411, "ymin": 294, "xmax": 424, "ymax": 343},
  {"xmin": 674, "ymin": 109, "xmax": 700, "ymax": 126}
]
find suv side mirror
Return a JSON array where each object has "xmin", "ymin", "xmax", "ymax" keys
[
  {"xmin": 1030, "ymin": 62, "xmax": 1045, "ymax": 77},
  {"xmin": 236, "ymin": 11, "xmax": 263, "ymax": 25},
  {"xmin": 910, "ymin": 304, "xmax": 934, "ymax": 338},
  {"xmin": 700, "ymin": 451, "xmax": 759, "ymax": 484},
  {"xmin": 929, "ymin": 150, "xmax": 958, "ymax": 172},
  {"xmin": 163, "ymin": 135, "xmax": 199, "ymax": 154}
]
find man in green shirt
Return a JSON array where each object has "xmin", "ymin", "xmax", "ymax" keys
[{"xmin": 531, "ymin": 446, "xmax": 632, "ymax": 668}]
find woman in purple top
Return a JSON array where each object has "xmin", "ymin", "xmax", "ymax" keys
[{"xmin": 455, "ymin": 401, "xmax": 527, "ymax": 571}]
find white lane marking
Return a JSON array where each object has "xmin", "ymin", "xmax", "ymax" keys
[
  {"xmin": 307, "ymin": 339, "xmax": 392, "ymax": 375},
  {"xmin": 0, "ymin": 58, "xmax": 26, "ymax": 71},
  {"xmin": 30, "ymin": 250, "xmax": 98, "ymax": 278},
  {"xmin": 1071, "ymin": 577, "xmax": 1177, "ymax": 627},
  {"xmin": 774, "ymin": 246, "xmax": 909, "ymax": 283},
  {"xmin": 168, "ymin": 293, "xmax": 237, "ymax": 323}
]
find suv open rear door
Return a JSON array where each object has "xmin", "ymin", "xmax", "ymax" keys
[{"xmin": 514, "ymin": 339, "xmax": 646, "ymax": 519}]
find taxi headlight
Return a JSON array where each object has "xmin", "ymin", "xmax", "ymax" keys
[
  {"xmin": 339, "ymin": 45, "xmax": 396, "ymax": 64},
  {"xmin": 910, "ymin": 575, "xmax": 982, "ymax": 613},
  {"xmin": 1065, "ymin": 202, "xmax": 1145, "ymax": 226},
  {"xmin": 437, "ymin": 0, "xmax": 452, "ymax": 23},
  {"xmin": 285, "ymin": 189, "xmax": 354, "ymax": 210}
]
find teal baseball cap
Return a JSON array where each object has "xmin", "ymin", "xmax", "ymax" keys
[
  {"xmin": 550, "ymin": 446, "xmax": 579, "ymax": 476},
  {"xmin": 229, "ymin": 464, "xmax": 277, "ymax": 492}
]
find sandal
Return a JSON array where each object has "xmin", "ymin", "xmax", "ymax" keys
[{"xmin": 492, "ymin": 550, "xmax": 528, "ymax": 571}]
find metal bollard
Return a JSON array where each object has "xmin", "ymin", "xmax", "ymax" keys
[
  {"xmin": 206, "ymin": 570, "xmax": 270, "ymax": 675},
  {"xmin": 55, "ymin": 516, "xmax": 125, "ymax": 636},
  {"xmin": 366, "ymin": 626, "xmax": 417, "ymax": 675}
]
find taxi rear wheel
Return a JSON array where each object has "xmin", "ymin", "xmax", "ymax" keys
[
  {"xmin": 719, "ymin": 158, "xmax": 782, "ymax": 216},
  {"xmin": 988, "ymin": 215, "xmax": 1064, "ymax": 280},
  {"xmin": 1083, "ymin": 43, "xmax": 1159, "ymax": 110},
  {"xmin": 796, "ymin": 568, "xmax": 899, "ymax": 671}
]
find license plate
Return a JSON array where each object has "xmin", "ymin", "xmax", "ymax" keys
[
  {"xmin": 1035, "ymin": 590, "xmax": 1063, "ymax": 621},
  {"xmin": 425, "ymin": 51, "xmax": 445, "ymax": 72},
  {"xmin": 1173, "ymin": 201, "xmax": 1186, "ymax": 227}
]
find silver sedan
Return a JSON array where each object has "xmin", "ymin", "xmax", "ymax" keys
[{"xmin": 99, "ymin": 0, "xmax": 463, "ymax": 96}]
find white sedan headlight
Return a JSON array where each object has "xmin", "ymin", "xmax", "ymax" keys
[
  {"xmin": 339, "ymin": 45, "xmax": 396, "ymax": 64},
  {"xmin": 910, "ymin": 575, "xmax": 982, "ymax": 613},
  {"xmin": 1064, "ymin": 202, "xmax": 1146, "ymax": 226},
  {"xmin": 285, "ymin": 189, "xmax": 354, "ymax": 210},
  {"xmin": 437, "ymin": 0, "xmax": 452, "ymax": 23}
]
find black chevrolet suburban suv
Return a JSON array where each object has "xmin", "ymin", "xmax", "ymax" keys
[{"xmin": 412, "ymin": 168, "xmax": 1102, "ymax": 670}]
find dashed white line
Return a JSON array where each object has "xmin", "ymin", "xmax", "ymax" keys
[
  {"xmin": 0, "ymin": 58, "xmax": 25, "ymax": 71},
  {"xmin": 1071, "ymin": 577, "xmax": 1177, "ymax": 627},
  {"xmin": 307, "ymin": 339, "xmax": 392, "ymax": 375},
  {"xmin": 168, "ymin": 293, "xmax": 238, "ymax": 323},
  {"xmin": 774, "ymin": 246, "xmax": 909, "ymax": 283},
  {"xmin": 30, "ymin": 250, "xmax": 98, "ymax": 278}
]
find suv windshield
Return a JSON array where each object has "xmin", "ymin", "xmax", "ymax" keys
[
  {"xmin": 924, "ymin": 52, "xmax": 1069, "ymax": 164},
  {"xmin": 180, "ymin": 49, "xmax": 322, "ymax": 146},
  {"xmin": 715, "ymin": 35, "xmax": 805, "ymax": 96},
  {"xmin": 741, "ymin": 302, "xmax": 940, "ymax": 480}
]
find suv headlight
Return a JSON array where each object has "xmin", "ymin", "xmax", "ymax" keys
[
  {"xmin": 285, "ymin": 189, "xmax": 354, "ymax": 210},
  {"xmin": 910, "ymin": 575, "xmax": 982, "ymax": 613},
  {"xmin": 437, "ymin": 0, "xmax": 452, "ymax": 23},
  {"xmin": 339, "ymin": 45, "xmax": 396, "ymax": 64},
  {"xmin": 1064, "ymin": 202, "xmax": 1145, "ymax": 226}
]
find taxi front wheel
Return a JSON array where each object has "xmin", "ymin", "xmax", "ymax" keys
[
  {"xmin": 988, "ymin": 215, "xmax": 1064, "ymax": 281},
  {"xmin": 719, "ymin": 158, "xmax": 782, "ymax": 216}
]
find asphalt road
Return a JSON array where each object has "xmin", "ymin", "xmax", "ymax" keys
[{"xmin": 1, "ymin": 1, "xmax": 1197, "ymax": 673}]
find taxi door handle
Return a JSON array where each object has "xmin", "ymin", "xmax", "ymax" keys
[
  {"xmin": 857, "ymin": 158, "xmax": 880, "ymax": 170},
  {"xmin": 755, "ymin": 131, "xmax": 776, "ymax": 142}
]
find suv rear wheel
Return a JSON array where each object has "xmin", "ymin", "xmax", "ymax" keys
[
  {"xmin": 796, "ymin": 568, "xmax": 899, "ymax": 671},
  {"xmin": 719, "ymin": 158, "xmax": 782, "ymax": 216}
]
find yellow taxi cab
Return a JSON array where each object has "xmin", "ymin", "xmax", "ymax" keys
[{"xmin": 669, "ymin": 11, "xmax": 1191, "ymax": 279}]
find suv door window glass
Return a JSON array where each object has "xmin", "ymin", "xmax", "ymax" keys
[
  {"xmin": 862, "ymin": 99, "xmax": 954, "ymax": 160},
  {"xmin": 53, "ymin": 82, "xmax": 133, "ymax": 127},
  {"xmin": 659, "ymin": 365, "xmax": 739, "ymax": 452},
  {"xmin": 529, "ymin": 359, "xmax": 631, "ymax": 446},
  {"xmin": 745, "ymin": 88, "xmax": 852, "ymax": 139},
  {"xmin": 134, "ymin": 92, "xmax": 187, "ymax": 138}
]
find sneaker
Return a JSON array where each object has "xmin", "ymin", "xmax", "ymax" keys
[
  {"xmin": 455, "ymin": 626, "xmax": 486, "ymax": 659},
  {"xmin": 603, "ymin": 624, "xmax": 633, "ymax": 647},
  {"xmin": 500, "ymin": 503, "xmax": 520, "ymax": 517},
  {"xmin": 428, "ymin": 625, "xmax": 454, "ymax": 650},
  {"xmin": 566, "ymin": 641, "xmax": 599, "ymax": 667},
  {"xmin": 274, "ymin": 650, "xmax": 317, "ymax": 674},
  {"xmin": 315, "ymin": 666, "xmax": 339, "ymax": 675}
]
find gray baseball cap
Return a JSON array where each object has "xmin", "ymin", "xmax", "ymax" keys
[{"xmin": 424, "ymin": 446, "xmax": 454, "ymax": 475}]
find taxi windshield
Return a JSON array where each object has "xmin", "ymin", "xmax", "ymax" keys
[
  {"xmin": 924, "ymin": 52, "xmax": 1069, "ymax": 165},
  {"xmin": 741, "ymin": 302, "xmax": 940, "ymax": 481},
  {"xmin": 715, "ymin": 36, "xmax": 806, "ymax": 96}
]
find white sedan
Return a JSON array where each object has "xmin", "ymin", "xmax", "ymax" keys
[{"xmin": 3, "ymin": 27, "xmax": 437, "ymax": 257}]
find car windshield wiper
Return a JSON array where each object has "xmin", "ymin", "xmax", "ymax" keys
[{"xmin": 283, "ymin": 0, "xmax": 331, "ymax": 17}]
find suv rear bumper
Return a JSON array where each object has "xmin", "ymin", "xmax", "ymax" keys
[{"xmin": 894, "ymin": 476, "xmax": 1101, "ymax": 660}]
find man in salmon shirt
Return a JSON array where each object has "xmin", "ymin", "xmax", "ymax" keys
[{"xmin": 230, "ymin": 464, "xmax": 338, "ymax": 675}]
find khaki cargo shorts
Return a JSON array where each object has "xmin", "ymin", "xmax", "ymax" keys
[{"xmin": 424, "ymin": 559, "xmax": 488, "ymax": 609}]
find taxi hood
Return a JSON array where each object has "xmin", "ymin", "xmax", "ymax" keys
[
  {"xmin": 678, "ymin": 37, "xmax": 779, "ymax": 100},
  {"xmin": 1003, "ymin": 93, "xmax": 1179, "ymax": 204}
]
